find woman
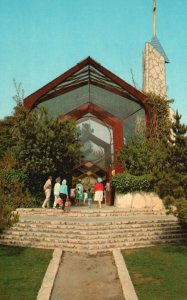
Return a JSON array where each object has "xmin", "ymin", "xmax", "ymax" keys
[
  {"xmin": 53, "ymin": 177, "xmax": 61, "ymax": 208},
  {"xmin": 59, "ymin": 179, "xmax": 68, "ymax": 211},
  {"xmin": 42, "ymin": 175, "xmax": 52, "ymax": 208},
  {"xmin": 94, "ymin": 178, "xmax": 104, "ymax": 209}
]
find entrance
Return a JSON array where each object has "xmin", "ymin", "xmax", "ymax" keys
[{"xmin": 72, "ymin": 114, "xmax": 113, "ymax": 191}]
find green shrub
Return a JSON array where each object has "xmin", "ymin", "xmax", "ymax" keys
[
  {"xmin": 175, "ymin": 199, "xmax": 187, "ymax": 224},
  {"xmin": 111, "ymin": 173, "xmax": 153, "ymax": 194},
  {"xmin": 0, "ymin": 153, "xmax": 34, "ymax": 209},
  {"xmin": 162, "ymin": 195, "xmax": 175, "ymax": 208},
  {"xmin": 0, "ymin": 202, "xmax": 18, "ymax": 233}
]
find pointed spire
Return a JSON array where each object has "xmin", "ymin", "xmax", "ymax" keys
[
  {"xmin": 150, "ymin": 0, "xmax": 169, "ymax": 63},
  {"xmin": 152, "ymin": 0, "xmax": 156, "ymax": 37}
]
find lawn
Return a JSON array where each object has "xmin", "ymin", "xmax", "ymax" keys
[
  {"xmin": 122, "ymin": 243, "xmax": 187, "ymax": 300},
  {"xmin": 0, "ymin": 245, "xmax": 52, "ymax": 300},
  {"xmin": 122, "ymin": 244, "xmax": 187, "ymax": 300}
]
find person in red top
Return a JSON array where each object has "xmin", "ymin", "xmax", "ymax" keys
[{"xmin": 94, "ymin": 177, "xmax": 104, "ymax": 209}]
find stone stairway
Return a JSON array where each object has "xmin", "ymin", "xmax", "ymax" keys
[
  {"xmin": 0, "ymin": 208, "xmax": 187, "ymax": 252},
  {"xmin": 15, "ymin": 206, "xmax": 167, "ymax": 217}
]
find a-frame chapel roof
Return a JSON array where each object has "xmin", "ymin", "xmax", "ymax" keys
[{"xmin": 24, "ymin": 56, "xmax": 148, "ymax": 112}]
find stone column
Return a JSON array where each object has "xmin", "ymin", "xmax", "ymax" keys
[{"xmin": 143, "ymin": 42, "xmax": 167, "ymax": 97}]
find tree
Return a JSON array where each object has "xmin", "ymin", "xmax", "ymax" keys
[
  {"xmin": 0, "ymin": 116, "xmax": 16, "ymax": 158},
  {"xmin": 117, "ymin": 111, "xmax": 187, "ymax": 217},
  {"xmin": 78, "ymin": 122, "xmax": 94, "ymax": 156},
  {"xmin": 117, "ymin": 136, "xmax": 169, "ymax": 176},
  {"xmin": 155, "ymin": 112, "xmax": 187, "ymax": 202},
  {"xmin": 169, "ymin": 111, "xmax": 187, "ymax": 175},
  {"xmin": 12, "ymin": 106, "xmax": 82, "ymax": 195}
]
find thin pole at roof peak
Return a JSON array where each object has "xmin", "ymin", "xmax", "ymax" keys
[{"xmin": 153, "ymin": 0, "xmax": 157, "ymax": 37}]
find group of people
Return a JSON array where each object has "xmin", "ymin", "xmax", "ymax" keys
[{"xmin": 42, "ymin": 176, "xmax": 104, "ymax": 210}]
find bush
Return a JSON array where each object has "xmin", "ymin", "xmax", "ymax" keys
[
  {"xmin": 0, "ymin": 201, "xmax": 18, "ymax": 233},
  {"xmin": 162, "ymin": 195, "xmax": 175, "ymax": 208},
  {"xmin": 175, "ymin": 199, "xmax": 187, "ymax": 224},
  {"xmin": 111, "ymin": 173, "xmax": 153, "ymax": 194},
  {"xmin": 0, "ymin": 152, "xmax": 33, "ymax": 209}
]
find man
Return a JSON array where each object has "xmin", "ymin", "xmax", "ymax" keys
[{"xmin": 42, "ymin": 175, "xmax": 52, "ymax": 208}]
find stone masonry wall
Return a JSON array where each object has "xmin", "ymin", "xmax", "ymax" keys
[{"xmin": 143, "ymin": 42, "xmax": 166, "ymax": 97}]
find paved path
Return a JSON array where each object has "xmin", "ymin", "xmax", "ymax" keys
[{"xmin": 50, "ymin": 252, "xmax": 124, "ymax": 300}]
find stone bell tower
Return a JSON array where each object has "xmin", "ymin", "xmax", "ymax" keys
[{"xmin": 143, "ymin": 0, "xmax": 169, "ymax": 97}]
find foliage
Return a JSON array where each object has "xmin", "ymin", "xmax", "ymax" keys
[
  {"xmin": 0, "ymin": 78, "xmax": 82, "ymax": 207},
  {"xmin": 117, "ymin": 110, "xmax": 187, "ymax": 223},
  {"xmin": 0, "ymin": 246, "xmax": 52, "ymax": 300},
  {"xmin": 11, "ymin": 107, "xmax": 82, "ymax": 194},
  {"xmin": 155, "ymin": 112, "xmax": 187, "ymax": 210},
  {"xmin": 117, "ymin": 136, "xmax": 169, "ymax": 176},
  {"xmin": 175, "ymin": 199, "xmax": 187, "ymax": 224},
  {"xmin": 0, "ymin": 116, "xmax": 17, "ymax": 159},
  {"xmin": 145, "ymin": 92, "xmax": 173, "ymax": 140},
  {"xmin": 0, "ymin": 152, "xmax": 33, "ymax": 209},
  {"xmin": 168, "ymin": 110, "xmax": 187, "ymax": 174},
  {"xmin": 0, "ymin": 90, "xmax": 82, "ymax": 201},
  {"xmin": 111, "ymin": 173, "xmax": 153, "ymax": 194},
  {"xmin": 0, "ymin": 204, "xmax": 18, "ymax": 233}
]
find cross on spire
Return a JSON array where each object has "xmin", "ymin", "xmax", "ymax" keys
[{"xmin": 153, "ymin": 0, "xmax": 156, "ymax": 37}]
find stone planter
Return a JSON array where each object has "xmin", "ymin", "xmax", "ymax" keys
[{"xmin": 114, "ymin": 191, "xmax": 165, "ymax": 211}]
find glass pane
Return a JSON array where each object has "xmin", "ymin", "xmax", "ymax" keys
[
  {"xmin": 90, "ymin": 85, "xmax": 143, "ymax": 120},
  {"xmin": 124, "ymin": 109, "xmax": 146, "ymax": 143},
  {"xmin": 38, "ymin": 85, "xmax": 89, "ymax": 117},
  {"xmin": 38, "ymin": 83, "xmax": 145, "ymax": 122},
  {"xmin": 77, "ymin": 114, "xmax": 113, "ymax": 170}
]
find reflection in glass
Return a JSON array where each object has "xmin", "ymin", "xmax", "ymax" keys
[{"xmin": 77, "ymin": 114, "xmax": 113, "ymax": 170}]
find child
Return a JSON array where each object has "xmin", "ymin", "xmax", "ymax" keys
[
  {"xmin": 83, "ymin": 189, "xmax": 88, "ymax": 205},
  {"xmin": 87, "ymin": 188, "xmax": 93, "ymax": 207},
  {"xmin": 55, "ymin": 197, "xmax": 63, "ymax": 209},
  {"xmin": 75, "ymin": 179, "xmax": 83, "ymax": 206},
  {"xmin": 70, "ymin": 185, "xmax": 76, "ymax": 206},
  {"xmin": 59, "ymin": 179, "xmax": 68, "ymax": 211}
]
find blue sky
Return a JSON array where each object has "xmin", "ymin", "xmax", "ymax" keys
[{"xmin": 0, "ymin": 0, "xmax": 187, "ymax": 123}]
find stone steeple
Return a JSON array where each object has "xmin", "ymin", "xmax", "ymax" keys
[{"xmin": 142, "ymin": 0, "xmax": 169, "ymax": 97}]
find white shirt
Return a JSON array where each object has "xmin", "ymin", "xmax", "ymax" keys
[{"xmin": 54, "ymin": 182, "xmax": 60, "ymax": 196}]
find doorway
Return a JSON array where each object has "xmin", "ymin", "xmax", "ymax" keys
[{"xmin": 73, "ymin": 114, "xmax": 113, "ymax": 190}]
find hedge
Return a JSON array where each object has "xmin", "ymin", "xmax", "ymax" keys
[{"xmin": 111, "ymin": 173, "xmax": 153, "ymax": 194}]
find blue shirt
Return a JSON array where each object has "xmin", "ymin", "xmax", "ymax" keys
[{"xmin": 60, "ymin": 184, "xmax": 68, "ymax": 195}]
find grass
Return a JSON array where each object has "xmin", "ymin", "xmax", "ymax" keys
[
  {"xmin": 122, "ymin": 243, "xmax": 187, "ymax": 300},
  {"xmin": 0, "ymin": 245, "xmax": 52, "ymax": 300}
]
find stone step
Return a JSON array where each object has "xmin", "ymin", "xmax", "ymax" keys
[
  {"xmin": 17, "ymin": 217, "xmax": 178, "ymax": 225},
  {"xmin": 16, "ymin": 208, "xmax": 167, "ymax": 217},
  {"xmin": 1, "ymin": 208, "xmax": 184, "ymax": 252},
  {"xmin": 8, "ymin": 221, "xmax": 181, "ymax": 232},
  {"xmin": 2, "ymin": 228, "xmax": 186, "ymax": 241},
  {"xmin": 3, "ymin": 224, "xmax": 182, "ymax": 236},
  {"xmin": 3, "ymin": 219, "xmax": 182, "ymax": 233},
  {"xmin": 0, "ymin": 236, "xmax": 186, "ymax": 252},
  {"xmin": 1, "ymin": 231, "xmax": 187, "ymax": 244},
  {"xmin": 2, "ymin": 222, "xmax": 184, "ymax": 234}
]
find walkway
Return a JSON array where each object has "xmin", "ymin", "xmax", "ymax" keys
[{"xmin": 50, "ymin": 251, "xmax": 124, "ymax": 300}]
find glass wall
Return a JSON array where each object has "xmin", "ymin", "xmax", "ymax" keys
[
  {"xmin": 77, "ymin": 114, "xmax": 113, "ymax": 170},
  {"xmin": 38, "ymin": 83, "xmax": 146, "ymax": 145}
]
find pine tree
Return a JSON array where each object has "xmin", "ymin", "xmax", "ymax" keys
[
  {"xmin": 169, "ymin": 111, "xmax": 187, "ymax": 175},
  {"xmin": 155, "ymin": 112, "xmax": 187, "ymax": 200}
]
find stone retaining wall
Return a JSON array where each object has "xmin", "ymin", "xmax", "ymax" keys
[{"xmin": 114, "ymin": 191, "xmax": 165, "ymax": 212}]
